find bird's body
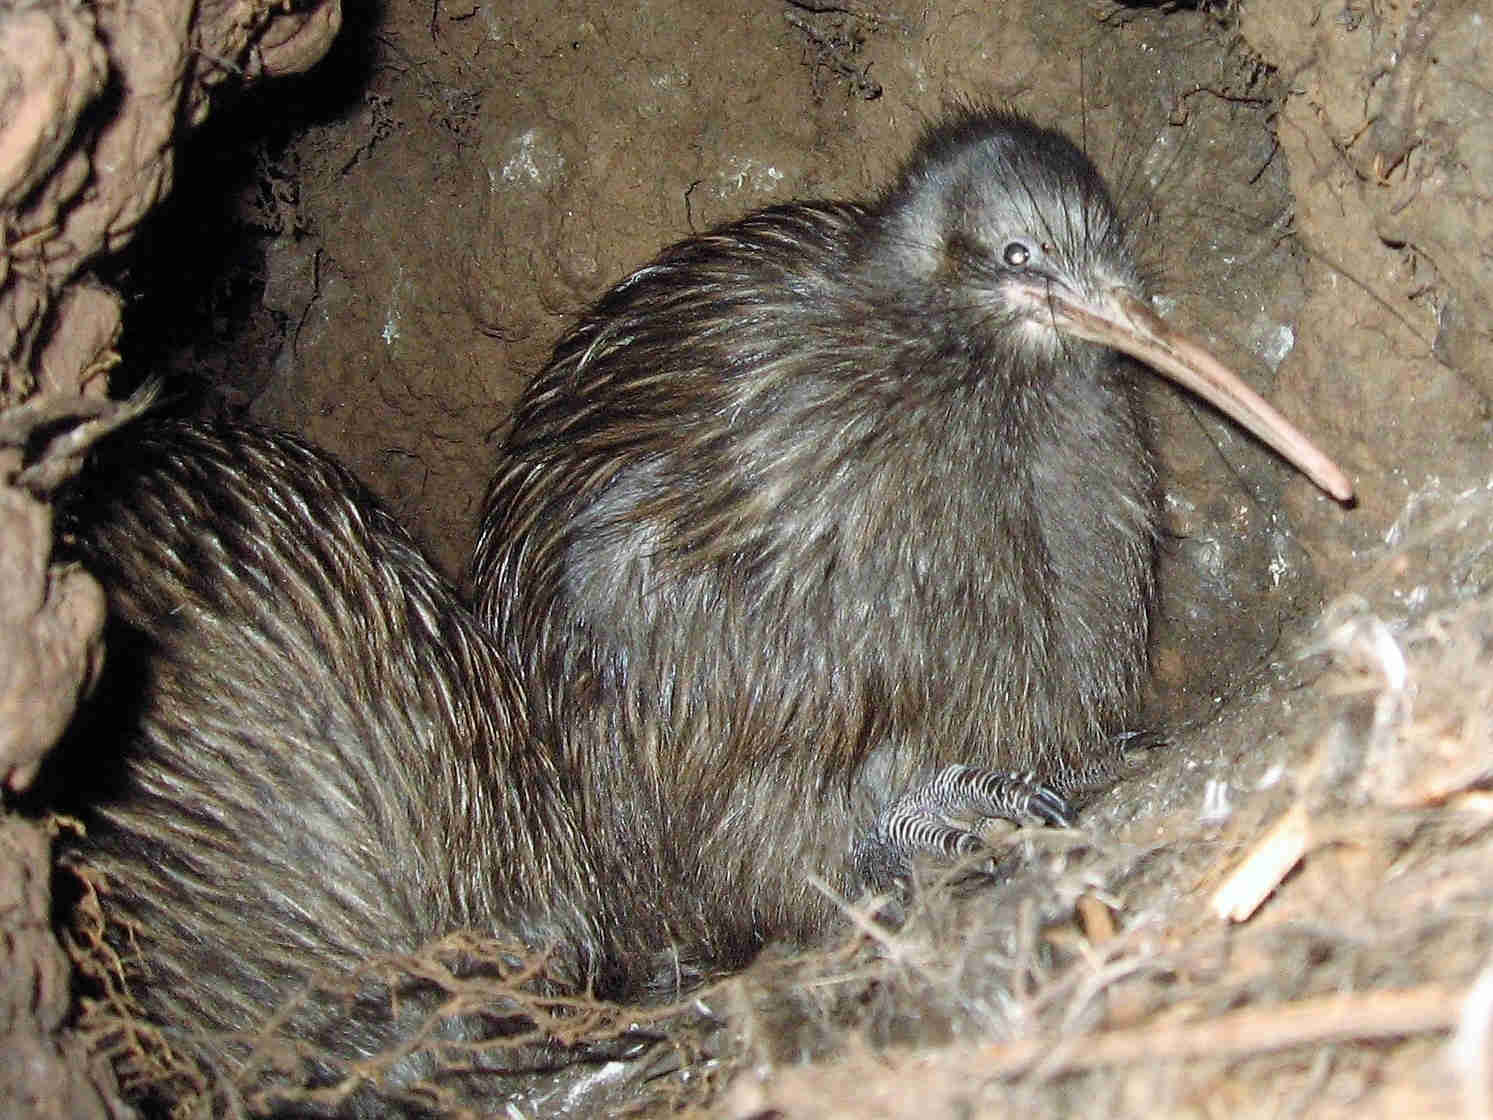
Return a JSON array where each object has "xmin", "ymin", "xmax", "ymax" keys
[
  {"xmin": 53, "ymin": 422, "xmax": 622, "ymax": 1103},
  {"xmin": 474, "ymin": 110, "xmax": 1159, "ymax": 967},
  {"xmin": 472, "ymin": 106, "xmax": 1348, "ymax": 970}
]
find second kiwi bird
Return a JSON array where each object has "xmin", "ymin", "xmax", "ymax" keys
[{"xmin": 469, "ymin": 105, "xmax": 1352, "ymax": 984}]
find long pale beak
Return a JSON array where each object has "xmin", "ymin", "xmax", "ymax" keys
[{"xmin": 1021, "ymin": 282, "xmax": 1353, "ymax": 502}]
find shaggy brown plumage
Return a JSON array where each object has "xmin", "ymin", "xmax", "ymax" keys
[
  {"xmin": 54, "ymin": 421, "xmax": 617, "ymax": 1110},
  {"xmin": 469, "ymin": 107, "xmax": 1159, "ymax": 975}
]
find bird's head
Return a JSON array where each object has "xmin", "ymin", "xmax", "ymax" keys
[{"xmin": 872, "ymin": 107, "xmax": 1352, "ymax": 502}]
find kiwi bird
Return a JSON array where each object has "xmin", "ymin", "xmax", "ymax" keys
[
  {"xmin": 469, "ymin": 106, "xmax": 1351, "ymax": 969},
  {"xmin": 50, "ymin": 421, "xmax": 634, "ymax": 1107}
]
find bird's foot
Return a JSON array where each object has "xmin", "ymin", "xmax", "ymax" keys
[{"xmin": 853, "ymin": 764, "xmax": 1073, "ymax": 894}]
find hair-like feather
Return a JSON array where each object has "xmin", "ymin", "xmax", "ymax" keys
[
  {"xmin": 53, "ymin": 421, "xmax": 617, "ymax": 1109},
  {"xmin": 471, "ymin": 107, "xmax": 1159, "ymax": 960}
]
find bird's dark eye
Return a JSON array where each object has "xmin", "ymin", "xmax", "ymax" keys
[{"xmin": 1002, "ymin": 241, "xmax": 1031, "ymax": 268}]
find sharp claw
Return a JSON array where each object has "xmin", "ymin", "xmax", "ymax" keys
[
  {"xmin": 857, "ymin": 764, "xmax": 1082, "ymax": 889},
  {"xmin": 1027, "ymin": 786, "xmax": 1075, "ymax": 828}
]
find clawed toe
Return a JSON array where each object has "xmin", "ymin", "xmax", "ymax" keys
[
  {"xmin": 1025, "ymin": 783, "xmax": 1075, "ymax": 828},
  {"xmin": 853, "ymin": 764, "xmax": 1076, "ymax": 891}
]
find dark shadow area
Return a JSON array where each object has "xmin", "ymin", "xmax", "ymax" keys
[{"xmin": 102, "ymin": 1, "xmax": 385, "ymax": 414}]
